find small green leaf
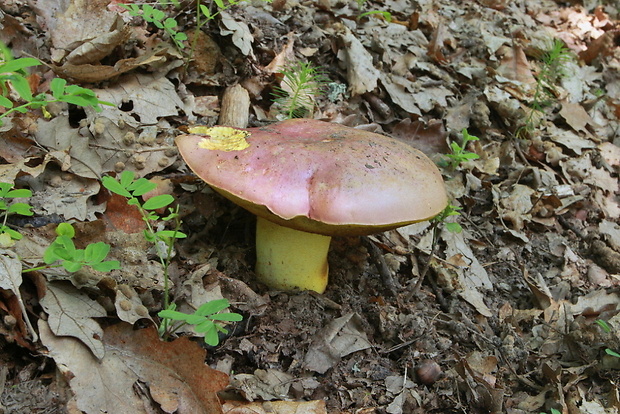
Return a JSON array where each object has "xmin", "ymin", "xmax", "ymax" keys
[
  {"xmin": 203, "ymin": 324, "xmax": 220, "ymax": 346},
  {"xmin": 6, "ymin": 188, "xmax": 32, "ymax": 198},
  {"xmin": 62, "ymin": 260, "xmax": 83, "ymax": 272},
  {"xmin": 0, "ymin": 227, "xmax": 22, "ymax": 240},
  {"xmin": 605, "ymin": 348, "xmax": 620, "ymax": 358},
  {"xmin": 55, "ymin": 223, "xmax": 75, "ymax": 238},
  {"xmin": 210, "ymin": 313, "xmax": 243, "ymax": 322},
  {"xmin": 158, "ymin": 309, "xmax": 190, "ymax": 321},
  {"xmin": 595, "ymin": 319, "xmax": 612, "ymax": 333},
  {"xmin": 91, "ymin": 260, "xmax": 121, "ymax": 272},
  {"xmin": 174, "ymin": 32, "xmax": 188, "ymax": 41},
  {"xmin": 163, "ymin": 17, "xmax": 178, "ymax": 29},
  {"xmin": 196, "ymin": 299, "xmax": 230, "ymax": 316},
  {"xmin": 8, "ymin": 75, "xmax": 33, "ymax": 101},
  {"xmin": 102, "ymin": 175, "xmax": 132, "ymax": 198},
  {"xmin": 155, "ymin": 230, "xmax": 187, "ymax": 239},
  {"xmin": 0, "ymin": 95, "xmax": 13, "ymax": 108},
  {"xmin": 84, "ymin": 242, "xmax": 111, "ymax": 264},
  {"xmin": 199, "ymin": 4, "xmax": 213, "ymax": 19},
  {"xmin": 50, "ymin": 78, "xmax": 67, "ymax": 99},
  {"xmin": 7, "ymin": 202, "xmax": 33, "ymax": 216},
  {"xmin": 0, "ymin": 57, "xmax": 41, "ymax": 73},
  {"xmin": 445, "ymin": 222, "xmax": 462, "ymax": 233},
  {"xmin": 128, "ymin": 178, "xmax": 156, "ymax": 196},
  {"xmin": 142, "ymin": 194, "xmax": 174, "ymax": 210},
  {"xmin": 184, "ymin": 314, "xmax": 207, "ymax": 325},
  {"xmin": 119, "ymin": 170, "xmax": 136, "ymax": 188}
]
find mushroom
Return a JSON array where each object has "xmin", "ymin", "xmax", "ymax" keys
[{"xmin": 175, "ymin": 119, "xmax": 447, "ymax": 293}]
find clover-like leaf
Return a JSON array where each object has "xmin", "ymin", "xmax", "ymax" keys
[{"xmin": 142, "ymin": 194, "xmax": 174, "ymax": 210}]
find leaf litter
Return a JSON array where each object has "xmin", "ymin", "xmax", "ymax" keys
[{"xmin": 0, "ymin": 0, "xmax": 619, "ymax": 413}]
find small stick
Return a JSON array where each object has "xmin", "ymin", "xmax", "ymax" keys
[{"xmin": 407, "ymin": 222, "xmax": 440, "ymax": 300}]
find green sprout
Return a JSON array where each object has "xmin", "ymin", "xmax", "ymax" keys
[
  {"xmin": 25, "ymin": 223, "xmax": 120, "ymax": 273},
  {"xmin": 0, "ymin": 182, "xmax": 33, "ymax": 241},
  {"xmin": 158, "ymin": 299, "xmax": 243, "ymax": 346},
  {"xmin": 272, "ymin": 61, "xmax": 328, "ymax": 119},
  {"xmin": 595, "ymin": 319, "xmax": 620, "ymax": 358},
  {"xmin": 516, "ymin": 39, "xmax": 572, "ymax": 139},
  {"xmin": 443, "ymin": 129, "xmax": 480, "ymax": 169},
  {"xmin": 0, "ymin": 42, "xmax": 113, "ymax": 126},
  {"xmin": 433, "ymin": 204, "xmax": 463, "ymax": 233},
  {"xmin": 120, "ymin": 3, "xmax": 188, "ymax": 50}
]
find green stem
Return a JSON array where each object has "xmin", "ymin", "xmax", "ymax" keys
[{"xmin": 22, "ymin": 263, "xmax": 64, "ymax": 273}]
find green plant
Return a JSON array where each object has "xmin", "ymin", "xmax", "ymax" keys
[
  {"xmin": 516, "ymin": 39, "xmax": 572, "ymax": 139},
  {"xmin": 158, "ymin": 299, "xmax": 242, "ymax": 346},
  {"xmin": 0, "ymin": 45, "xmax": 113, "ymax": 126},
  {"xmin": 442, "ymin": 128, "xmax": 480, "ymax": 169},
  {"xmin": 101, "ymin": 171, "xmax": 186, "ymax": 310},
  {"xmin": 24, "ymin": 222, "xmax": 120, "ymax": 273},
  {"xmin": 120, "ymin": 3, "xmax": 188, "ymax": 50},
  {"xmin": 595, "ymin": 319, "xmax": 620, "ymax": 358},
  {"xmin": 271, "ymin": 61, "xmax": 328, "ymax": 119},
  {"xmin": 102, "ymin": 171, "xmax": 240, "ymax": 345},
  {"xmin": 540, "ymin": 409, "xmax": 561, "ymax": 414},
  {"xmin": 358, "ymin": 10, "xmax": 392, "ymax": 21},
  {"xmin": 0, "ymin": 182, "xmax": 33, "ymax": 241},
  {"xmin": 433, "ymin": 204, "xmax": 463, "ymax": 233},
  {"xmin": 353, "ymin": 0, "xmax": 391, "ymax": 21}
]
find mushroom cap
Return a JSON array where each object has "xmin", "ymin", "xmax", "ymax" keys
[{"xmin": 176, "ymin": 119, "xmax": 448, "ymax": 236}]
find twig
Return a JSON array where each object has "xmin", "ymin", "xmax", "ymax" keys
[
  {"xmin": 363, "ymin": 236, "xmax": 399, "ymax": 297},
  {"xmin": 406, "ymin": 221, "xmax": 440, "ymax": 300}
]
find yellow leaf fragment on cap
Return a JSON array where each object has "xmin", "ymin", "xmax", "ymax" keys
[{"xmin": 189, "ymin": 126, "xmax": 251, "ymax": 151}]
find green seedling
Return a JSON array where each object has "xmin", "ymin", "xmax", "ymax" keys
[
  {"xmin": 0, "ymin": 182, "xmax": 33, "ymax": 241},
  {"xmin": 120, "ymin": 3, "xmax": 188, "ymax": 50},
  {"xmin": 433, "ymin": 203, "xmax": 463, "ymax": 233},
  {"xmin": 103, "ymin": 171, "xmax": 241, "ymax": 344},
  {"xmin": 1, "ymin": 44, "xmax": 113, "ymax": 126},
  {"xmin": 540, "ymin": 409, "xmax": 561, "ymax": 414},
  {"xmin": 358, "ymin": 10, "xmax": 392, "ymax": 21},
  {"xmin": 159, "ymin": 299, "xmax": 242, "ymax": 346},
  {"xmin": 24, "ymin": 223, "xmax": 120, "ymax": 273},
  {"xmin": 595, "ymin": 319, "xmax": 620, "ymax": 358},
  {"xmin": 443, "ymin": 128, "xmax": 480, "ymax": 169},
  {"xmin": 272, "ymin": 61, "xmax": 328, "ymax": 119},
  {"xmin": 516, "ymin": 39, "xmax": 572, "ymax": 139}
]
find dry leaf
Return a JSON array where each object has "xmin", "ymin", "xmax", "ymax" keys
[
  {"xmin": 40, "ymin": 321, "xmax": 229, "ymax": 414},
  {"xmin": 53, "ymin": 50, "xmax": 168, "ymax": 83},
  {"xmin": 219, "ymin": 12, "xmax": 254, "ymax": 56},
  {"xmin": 115, "ymin": 284, "xmax": 152, "ymax": 324},
  {"xmin": 40, "ymin": 282, "xmax": 107, "ymax": 359},
  {"xmin": 559, "ymin": 101, "xmax": 597, "ymax": 135},
  {"xmin": 379, "ymin": 73, "xmax": 421, "ymax": 116},
  {"xmin": 440, "ymin": 228, "xmax": 493, "ymax": 317},
  {"xmin": 495, "ymin": 45, "xmax": 537, "ymax": 85},
  {"xmin": 35, "ymin": 117, "xmax": 103, "ymax": 179},
  {"xmin": 391, "ymin": 118, "xmax": 449, "ymax": 157},
  {"xmin": 303, "ymin": 312, "xmax": 372, "ymax": 374},
  {"xmin": 230, "ymin": 369, "xmax": 293, "ymax": 401},
  {"xmin": 0, "ymin": 250, "xmax": 36, "ymax": 341},
  {"xmin": 336, "ymin": 25, "xmax": 380, "ymax": 96}
]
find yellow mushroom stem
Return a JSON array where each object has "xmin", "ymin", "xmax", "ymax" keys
[{"xmin": 255, "ymin": 216, "xmax": 332, "ymax": 293}]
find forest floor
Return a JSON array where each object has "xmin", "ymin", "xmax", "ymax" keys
[{"xmin": 0, "ymin": 0, "xmax": 619, "ymax": 413}]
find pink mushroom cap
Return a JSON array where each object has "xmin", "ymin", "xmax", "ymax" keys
[{"xmin": 175, "ymin": 119, "xmax": 448, "ymax": 236}]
